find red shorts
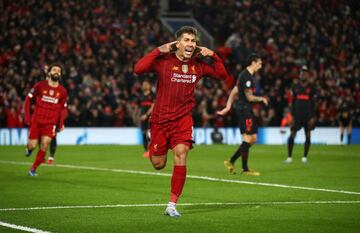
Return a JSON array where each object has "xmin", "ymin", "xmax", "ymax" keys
[
  {"xmin": 149, "ymin": 115, "xmax": 194, "ymax": 157},
  {"xmin": 29, "ymin": 122, "xmax": 57, "ymax": 140}
]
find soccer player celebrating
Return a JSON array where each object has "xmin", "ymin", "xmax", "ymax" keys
[
  {"xmin": 218, "ymin": 53, "xmax": 268, "ymax": 176},
  {"xmin": 43, "ymin": 65, "xmax": 60, "ymax": 165},
  {"xmin": 134, "ymin": 26, "xmax": 228, "ymax": 217},
  {"xmin": 24, "ymin": 63, "xmax": 68, "ymax": 176},
  {"xmin": 284, "ymin": 65, "xmax": 316, "ymax": 164},
  {"xmin": 137, "ymin": 79, "xmax": 155, "ymax": 157}
]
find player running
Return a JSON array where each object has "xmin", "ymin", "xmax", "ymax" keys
[
  {"xmin": 284, "ymin": 65, "xmax": 316, "ymax": 164},
  {"xmin": 24, "ymin": 63, "xmax": 68, "ymax": 176},
  {"xmin": 134, "ymin": 26, "xmax": 228, "ymax": 217},
  {"xmin": 218, "ymin": 53, "xmax": 268, "ymax": 176}
]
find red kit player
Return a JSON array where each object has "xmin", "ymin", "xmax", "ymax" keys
[
  {"xmin": 134, "ymin": 26, "xmax": 228, "ymax": 217},
  {"xmin": 24, "ymin": 63, "xmax": 68, "ymax": 176}
]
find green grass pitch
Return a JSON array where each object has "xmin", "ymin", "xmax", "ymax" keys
[{"xmin": 0, "ymin": 144, "xmax": 359, "ymax": 233}]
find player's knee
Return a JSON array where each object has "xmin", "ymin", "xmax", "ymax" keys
[
  {"xmin": 152, "ymin": 161, "xmax": 166, "ymax": 170},
  {"xmin": 151, "ymin": 156, "xmax": 166, "ymax": 170},
  {"xmin": 28, "ymin": 143, "xmax": 37, "ymax": 150},
  {"xmin": 40, "ymin": 142, "xmax": 50, "ymax": 151},
  {"xmin": 305, "ymin": 137, "xmax": 311, "ymax": 145},
  {"xmin": 174, "ymin": 144, "xmax": 189, "ymax": 155},
  {"xmin": 250, "ymin": 136, "xmax": 257, "ymax": 144}
]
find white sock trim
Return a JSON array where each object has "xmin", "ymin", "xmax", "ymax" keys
[{"xmin": 167, "ymin": 202, "xmax": 176, "ymax": 207}]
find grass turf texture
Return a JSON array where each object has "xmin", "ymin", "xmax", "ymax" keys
[{"xmin": 0, "ymin": 145, "xmax": 359, "ymax": 233}]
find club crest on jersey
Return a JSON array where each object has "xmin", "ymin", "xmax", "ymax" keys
[
  {"xmin": 246, "ymin": 80, "xmax": 251, "ymax": 87},
  {"xmin": 49, "ymin": 90, "xmax": 54, "ymax": 96},
  {"xmin": 182, "ymin": 64, "xmax": 188, "ymax": 73}
]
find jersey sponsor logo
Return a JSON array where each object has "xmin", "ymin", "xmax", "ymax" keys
[
  {"xmin": 296, "ymin": 94, "xmax": 310, "ymax": 100},
  {"xmin": 246, "ymin": 80, "xmax": 251, "ymax": 87},
  {"xmin": 182, "ymin": 64, "xmax": 188, "ymax": 73},
  {"xmin": 41, "ymin": 95, "xmax": 59, "ymax": 104},
  {"xmin": 171, "ymin": 73, "xmax": 197, "ymax": 83}
]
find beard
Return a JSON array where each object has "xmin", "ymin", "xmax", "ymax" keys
[{"xmin": 50, "ymin": 74, "xmax": 60, "ymax": 82}]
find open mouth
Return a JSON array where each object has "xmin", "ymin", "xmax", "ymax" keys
[{"xmin": 184, "ymin": 47, "xmax": 194, "ymax": 56}]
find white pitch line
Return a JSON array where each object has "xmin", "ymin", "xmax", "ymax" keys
[
  {"xmin": 0, "ymin": 201, "xmax": 360, "ymax": 212},
  {"xmin": 1, "ymin": 160, "xmax": 360, "ymax": 196},
  {"xmin": 0, "ymin": 220, "xmax": 52, "ymax": 233}
]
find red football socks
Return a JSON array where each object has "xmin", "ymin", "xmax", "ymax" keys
[
  {"xmin": 31, "ymin": 149, "xmax": 46, "ymax": 171},
  {"xmin": 170, "ymin": 165, "xmax": 187, "ymax": 203}
]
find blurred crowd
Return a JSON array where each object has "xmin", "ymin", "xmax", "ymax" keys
[
  {"xmin": 1, "ymin": 0, "xmax": 359, "ymax": 128},
  {"xmin": 174, "ymin": 0, "xmax": 360, "ymax": 127}
]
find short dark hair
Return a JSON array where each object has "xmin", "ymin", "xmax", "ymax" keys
[
  {"xmin": 48, "ymin": 63, "xmax": 64, "ymax": 75},
  {"xmin": 246, "ymin": 53, "xmax": 261, "ymax": 66},
  {"xmin": 175, "ymin": 26, "xmax": 197, "ymax": 39}
]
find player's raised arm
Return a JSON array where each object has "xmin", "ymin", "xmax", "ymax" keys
[
  {"xmin": 134, "ymin": 41, "xmax": 177, "ymax": 75},
  {"xmin": 199, "ymin": 46, "xmax": 228, "ymax": 80},
  {"xmin": 217, "ymin": 86, "xmax": 239, "ymax": 115}
]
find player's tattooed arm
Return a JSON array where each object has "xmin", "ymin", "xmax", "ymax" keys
[
  {"xmin": 244, "ymin": 89, "xmax": 268, "ymax": 106},
  {"xmin": 217, "ymin": 86, "xmax": 238, "ymax": 115}
]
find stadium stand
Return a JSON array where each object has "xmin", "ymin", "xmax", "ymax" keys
[{"xmin": 0, "ymin": 0, "xmax": 359, "ymax": 128}]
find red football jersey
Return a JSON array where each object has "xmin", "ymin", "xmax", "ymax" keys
[
  {"xmin": 25, "ymin": 80, "xmax": 68, "ymax": 125},
  {"xmin": 135, "ymin": 48, "xmax": 228, "ymax": 123}
]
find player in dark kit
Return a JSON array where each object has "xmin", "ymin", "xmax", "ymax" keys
[
  {"xmin": 137, "ymin": 80, "xmax": 155, "ymax": 157},
  {"xmin": 337, "ymin": 98, "xmax": 354, "ymax": 145},
  {"xmin": 218, "ymin": 53, "xmax": 268, "ymax": 176},
  {"xmin": 134, "ymin": 26, "xmax": 228, "ymax": 217},
  {"xmin": 284, "ymin": 66, "xmax": 316, "ymax": 164},
  {"xmin": 24, "ymin": 64, "xmax": 68, "ymax": 176}
]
